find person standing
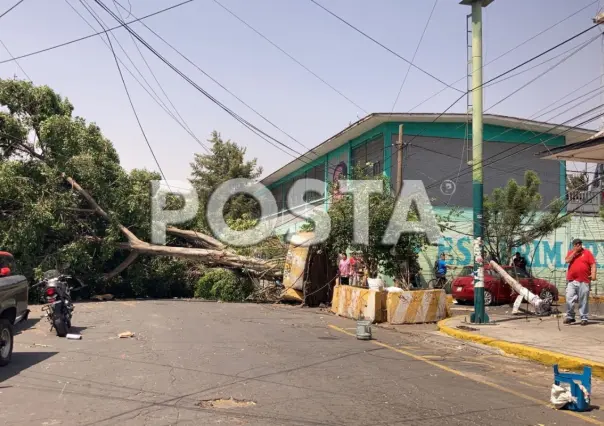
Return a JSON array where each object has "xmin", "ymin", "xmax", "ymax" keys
[
  {"xmin": 433, "ymin": 253, "xmax": 448, "ymax": 289},
  {"xmin": 338, "ymin": 253, "xmax": 351, "ymax": 285},
  {"xmin": 564, "ymin": 239, "xmax": 596, "ymax": 326},
  {"xmin": 510, "ymin": 252, "xmax": 527, "ymax": 272}
]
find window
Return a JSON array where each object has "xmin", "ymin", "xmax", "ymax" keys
[
  {"xmin": 351, "ymin": 134, "xmax": 384, "ymax": 177},
  {"xmin": 305, "ymin": 164, "xmax": 325, "ymax": 203}
]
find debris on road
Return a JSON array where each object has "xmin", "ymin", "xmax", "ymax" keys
[
  {"xmin": 91, "ymin": 294, "xmax": 114, "ymax": 301},
  {"xmin": 197, "ymin": 398, "xmax": 256, "ymax": 409},
  {"xmin": 118, "ymin": 331, "xmax": 134, "ymax": 338},
  {"xmin": 66, "ymin": 334, "xmax": 82, "ymax": 340}
]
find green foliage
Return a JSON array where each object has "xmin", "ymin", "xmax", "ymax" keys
[
  {"xmin": 194, "ymin": 268, "xmax": 254, "ymax": 302},
  {"xmin": 483, "ymin": 170, "xmax": 570, "ymax": 264},
  {"xmin": 325, "ymin": 166, "xmax": 427, "ymax": 283},
  {"xmin": 0, "ymin": 79, "xmax": 196, "ymax": 299},
  {"xmin": 190, "ymin": 131, "xmax": 262, "ymax": 229},
  {"xmin": 567, "ymin": 171, "xmax": 589, "ymax": 193}
]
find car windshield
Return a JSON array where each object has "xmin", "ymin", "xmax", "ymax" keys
[
  {"xmin": 459, "ymin": 266, "xmax": 474, "ymax": 276},
  {"xmin": 0, "ymin": 254, "xmax": 14, "ymax": 270}
]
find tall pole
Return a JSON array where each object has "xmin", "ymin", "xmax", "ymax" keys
[
  {"xmin": 396, "ymin": 124, "xmax": 404, "ymax": 194},
  {"xmin": 462, "ymin": 0, "xmax": 491, "ymax": 323}
]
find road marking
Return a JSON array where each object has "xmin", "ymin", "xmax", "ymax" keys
[{"xmin": 328, "ymin": 324, "xmax": 604, "ymax": 425}]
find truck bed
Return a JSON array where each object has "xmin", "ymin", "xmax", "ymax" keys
[{"xmin": 0, "ymin": 275, "xmax": 29, "ymax": 324}]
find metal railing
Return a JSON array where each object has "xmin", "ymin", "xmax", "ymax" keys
[{"xmin": 566, "ymin": 190, "xmax": 601, "ymax": 214}]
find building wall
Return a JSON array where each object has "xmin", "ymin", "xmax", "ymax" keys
[
  {"xmin": 396, "ymin": 134, "xmax": 562, "ymax": 207},
  {"xmin": 424, "ymin": 207, "xmax": 604, "ymax": 294},
  {"xmin": 262, "ymin": 120, "xmax": 581, "ymax": 290}
]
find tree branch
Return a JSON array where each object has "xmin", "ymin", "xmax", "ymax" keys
[
  {"xmin": 166, "ymin": 226, "xmax": 226, "ymax": 250},
  {"xmin": 62, "ymin": 174, "xmax": 141, "ymax": 244},
  {"xmin": 103, "ymin": 252, "xmax": 139, "ymax": 281}
]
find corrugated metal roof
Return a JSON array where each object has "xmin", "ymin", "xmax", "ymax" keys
[{"xmin": 262, "ymin": 113, "xmax": 595, "ymax": 186}]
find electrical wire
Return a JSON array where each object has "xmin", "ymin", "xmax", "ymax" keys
[
  {"xmin": 112, "ymin": 0, "xmax": 318, "ymax": 157},
  {"xmin": 408, "ymin": 0, "xmax": 600, "ymax": 112},
  {"xmin": 0, "ymin": 39, "xmax": 32, "ymax": 81},
  {"xmin": 369, "ymin": 27, "xmax": 601, "ymax": 192},
  {"xmin": 64, "ymin": 0, "xmax": 211, "ymax": 153},
  {"xmin": 390, "ymin": 0, "xmax": 439, "ymax": 112},
  {"xmin": 308, "ymin": 0, "xmax": 463, "ymax": 93},
  {"xmin": 79, "ymin": 0, "xmax": 169, "ymax": 182},
  {"xmin": 211, "ymin": 0, "xmax": 366, "ymax": 116},
  {"xmin": 0, "ymin": 1, "xmax": 195, "ymax": 66},
  {"xmin": 111, "ymin": 0, "xmax": 199, "ymax": 148},
  {"xmin": 92, "ymin": 0, "xmax": 316, "ymax": 164},
  {"xmin": 0, "ymin": 0, "xmax": 25, "ymax": 20}
]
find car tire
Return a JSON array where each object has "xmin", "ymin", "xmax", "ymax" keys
[
  {"xmin": 540, "ymin": 289, "xmax": 554, "ymax": 305},
  {"xmin": 0, "ymin": 319, "xmax": 14, "ymax": 367},
  {"xmin": 484, "ymin": 290, "xmax": 493, "ymax": 306}
]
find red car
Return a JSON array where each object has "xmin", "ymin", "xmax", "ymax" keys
[{"xmin": 452, "ymin": 265, "xmax": 559, "ymax": 306}]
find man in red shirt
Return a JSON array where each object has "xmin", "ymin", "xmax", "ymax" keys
[{"xmin": 564, "ymin": 239, "xmax": 596, "ymax": 325}]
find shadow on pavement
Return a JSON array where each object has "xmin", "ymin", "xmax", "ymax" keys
[
  {"xmin": 0, "ymin": 351, "xmax": 58, "ymax": 384},
  {"xmin": 14, "ymin": 317, "xmax": 41, "ymax": 336},
  {"xmin": 69, "ymin": 326, "xmax": 87, "ymax": 334}
]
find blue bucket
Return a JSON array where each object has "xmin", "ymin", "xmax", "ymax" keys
[{"xmin": 553, "ymin": 364, "xmax": 591, "ymax": 412}]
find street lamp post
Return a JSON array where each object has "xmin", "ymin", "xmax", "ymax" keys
[{"xmin": 460, "ymin": 0, "xmax": 494, "ymax": 323}]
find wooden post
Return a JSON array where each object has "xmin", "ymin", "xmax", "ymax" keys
[{"xmin": 396, "ymin": 124, "xmax": 404, "ymax": 195}]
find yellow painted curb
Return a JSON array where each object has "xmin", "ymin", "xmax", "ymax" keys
[
  {"xmin": 438, "ymin": 316, "xmax": 604, "ymax": 379},
  {"xmin": 558, "ymin": 295, "xmax": 604, "ymax": 304}
]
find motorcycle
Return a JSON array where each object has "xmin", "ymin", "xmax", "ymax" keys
[{"xmin": 36, "ymin": 270, "xmax": 83, "ymax": 337}]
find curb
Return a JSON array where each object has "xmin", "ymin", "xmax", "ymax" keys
[{"xmin": 437, "ymin": 316, "xmax": 604, "ymax": 379}]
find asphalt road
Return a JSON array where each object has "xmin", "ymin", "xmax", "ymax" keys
[{"xmin": 1, "ymin": 300, "xmax": 603, "ymax": 426}]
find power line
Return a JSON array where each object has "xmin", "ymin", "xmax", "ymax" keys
[
  {"xmin": 283, "ymin": 24, "xmax": 602, "ymax": 185},
  {"xmin": 112, "ymin": 0, "xmax": 318, "ymax": 157},
  {"xmin": 111, "ymin": 0, "xmax": 200, "ymax": 150},
  {"xmin": 0, "ymin": 0, "xmax": 25, "ymax": 20},
  {"xmin": 486, "ymin": 33, "xmax": 598, "ymax": 111},
  {"xmin": 79, "ymin": 0, "xmax": 169, "ymax": 182},
  {"xmin": 388, "ymin": 26, "xmax": 601, "ymax": 186},
  {"xmin": 425, "ymin": 106, "xmax": 604, "ymax": 193},
  {"xmin": 64, "ymin": 0, "xmax": 211, "ymax": 153},
  {"xmin": 92, "ymin": 0, "xmax": 314, "ymax": 163},
  {"xmin": 211, "ymin": 0, "xmax": 367, "ymax": 116},
  {"xmin": 390, "ymin": 0, "xmax": 438, "ymax": 112},
  {"xmin": 408, "ymin": 0, "xmax": 600, "ymax": 112},
  {"xmin": 0, "ymin": 1, "xmax": 195, "ymax": 66},
  {"xmin": 483, "ymin": 33, "xmax": 601, "ymax": 90},
  {"xmin": 0, "ymin": 39, "xmax": 32, "ymax": 81},
  {"xmin": 307, "ymin": 0, "xmax": 463, "ymax": 93}
]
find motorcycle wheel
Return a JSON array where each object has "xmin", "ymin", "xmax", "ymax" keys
[
  {"xmin": 53, "ymin": 315, "xmax": 69, "ymax": 338},
  {"xmin": 0, "ymin": 319, "xmax": 14, "ymax": 366}
]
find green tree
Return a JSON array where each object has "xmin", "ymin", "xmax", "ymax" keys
[
  {"xmin": 0, "ymin": 79, "xmax": 196, "ymax": 297},
  {"xmin": 324, "ymin": 166, "xmax": 426, "ymax": 285},
  {"xmin": 190, "ymin": 131, "xmax": 262, "ymax": 229},
  {"xmin": 483, "ymin": 170, "xmax": 570, "ymax": 265},
  {"xmin": 566, "ymin": 171, "xmax": 589, "ymax": 193}
]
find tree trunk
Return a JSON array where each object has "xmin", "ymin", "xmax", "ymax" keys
[{"xmin": 64, "ymin": 175, "xmax": 282, "ymax": 279}]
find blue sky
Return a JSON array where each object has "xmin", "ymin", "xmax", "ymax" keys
[{"xmin": 0, "ymin": 0, "xmax": 601, "ymax": 180}]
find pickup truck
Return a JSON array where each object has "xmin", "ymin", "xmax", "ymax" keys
[{"xmin": 0, "ymin": 252, "xmax": 29, "ymax": 366}]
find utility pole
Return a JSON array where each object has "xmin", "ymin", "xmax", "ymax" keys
[
  {"xmin": 461, "ymin": 0, "xmax": 494, "ymax": 324},
  {"xmin": 396, "ymin": 124, "xmax": 404, "ymax": 194}
]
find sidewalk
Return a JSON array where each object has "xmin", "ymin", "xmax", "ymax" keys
[{"xmin": 439, "ymin": 312, "xmax": 604, "ymax": 378}]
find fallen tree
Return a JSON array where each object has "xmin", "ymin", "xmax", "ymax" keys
[{"xmin": 65, "ymin": 174, "xmax": 282, "ymax": 279}]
